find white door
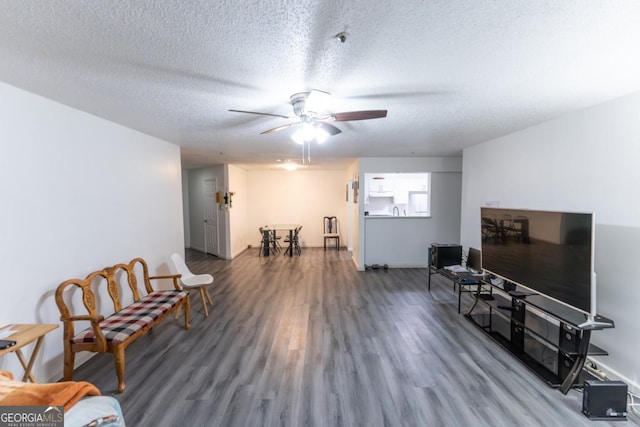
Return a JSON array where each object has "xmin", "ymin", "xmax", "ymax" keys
[{"xmin": 204, "ymin": 179, "xmax": 219, "ymax": 256}]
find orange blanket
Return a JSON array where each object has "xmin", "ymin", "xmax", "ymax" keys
[{"xmin": 0, "ymin": 370, "xmax": 100, "ymax": 411}]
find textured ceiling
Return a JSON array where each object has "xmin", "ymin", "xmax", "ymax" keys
[{"xmin": 1, "ymin": 1, "xmax": 639, "ymax": 170}]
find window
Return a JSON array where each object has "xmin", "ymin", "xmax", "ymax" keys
[{"xmin": 364, "ymin": 173, "xmax": 430, "ymax": 216}]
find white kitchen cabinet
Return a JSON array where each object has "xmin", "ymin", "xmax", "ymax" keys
[
  {"xmin": 367, "ymin": 175, "xmax": 394, "ymax": 197},
  {"xmin": 393, "ymin": 177, "xmax": 409, "ymax": 204},
  {"xmin": 393, "ymin": 174, "xmax": 429, "ymax": 204},
  {"xmin": 409, "ymin": 176, "xmax": 428, "ymax": 192}
]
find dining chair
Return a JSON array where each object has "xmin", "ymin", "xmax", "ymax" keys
[
  {"xmin": 258, "ymin": 227, "xmax": 268, "ymax": 256},
  {"xmin": 170, "ymin": 253, "xmax": 214, "ymax": 317},
  {"xmin": 284, "ymin": 226, "xmax": 302, "ymax": 256},
  {"xmin": 266, "ymin": 225, "xmax": 282, "ymax": 253},
  {"xmin": 323, "ymin": 216, "xmax": 340, "ymax": 250}
]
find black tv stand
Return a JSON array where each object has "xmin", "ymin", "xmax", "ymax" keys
[
  {"xmin": 508, "ymin": 290, "xmax": 537, "ymax": 298},
  {"xmin": 465, "ymin": 281, "xmax": 614, "ymax": 394}
]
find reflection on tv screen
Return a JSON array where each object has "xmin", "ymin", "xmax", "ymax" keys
[{"xmin": 481, "ymin": 208, "xmax": 593, "ymax": 313}]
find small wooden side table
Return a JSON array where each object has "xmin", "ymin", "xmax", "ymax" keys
[{"xmin": 0, "ymin": 324, "xmax": 58, "ymax": 382}]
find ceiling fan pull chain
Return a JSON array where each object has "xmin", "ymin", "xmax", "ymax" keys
[
  {"xmin": 302, "ymin": 140, "xmax": 306, "ymax": 164},
  {"xmin": 300, "ymin": 139, "xmax": 312, "ymax": 164}
]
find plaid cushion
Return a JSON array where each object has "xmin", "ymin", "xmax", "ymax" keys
[{"xmin": 72, "ymin": 290, "xmax": 187, "ymax": 345}]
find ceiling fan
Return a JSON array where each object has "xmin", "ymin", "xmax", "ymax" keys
[{"xmin": 229, "ymin": 89, "xmax": 387, "ymax": 142}]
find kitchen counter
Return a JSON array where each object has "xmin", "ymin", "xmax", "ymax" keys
[{"xmin": 364, "ymin": 215, "xmax": 453, "ymax": 268}]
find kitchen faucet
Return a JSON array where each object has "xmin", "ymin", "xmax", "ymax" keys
[{"xmin": 393, "ymin": 206, "xmax": 399, "ymax": 216}]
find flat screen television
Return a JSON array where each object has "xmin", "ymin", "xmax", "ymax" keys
[{"xmin": 480, "ymin": 207, "xmax": 600, "ymax": 326}]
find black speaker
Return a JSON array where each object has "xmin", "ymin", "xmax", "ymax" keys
[
  {"xmin": 582, "ymin": 380, "xmax": 628, "ymax": 420},
  {"xmin": 430, "ymin": 244, "xmax": 462, "ymax": 269}
]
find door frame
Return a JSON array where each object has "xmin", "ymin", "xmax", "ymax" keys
[
  {"xmin": 348, "ymin": 179, "xmax": 354, "ymax": 251},
  {"xmin": 204, "ymin": 178, "xmax": 219, "ymax": 256}
]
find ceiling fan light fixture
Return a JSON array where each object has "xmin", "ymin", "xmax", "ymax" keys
[
  {"xmin": 291, "ymin": 124, "xmax": 313, "ymax": 144},
  {"xmin": 291, "ymin": 123, "xmax": 329, "ymax": 144},
  {"xmin": 292, "ymin": 123, "xmax": 315, "ymax": 144},
  {"xmin": 314, "ymin": 126, "xmax": 329, "ymax": 144},
  {"xmin": 230, "ymin": 89, "xmax": 386, "ymax": 148}
]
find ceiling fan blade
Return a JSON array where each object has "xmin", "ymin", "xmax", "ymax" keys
[
  {"xmin": 316, "ymin": 122, "xmax": 342, "ymax": 136},
  {"xmin": 347, "ymin": 90, "xmax": 450, "ymax": 100},
  {"xmin": 330, "ymin": 110, "xmax": 388, "ymax": 121},
  {"xmin": 229, "ymin": 109, "xmax": 291, "ymax": 119},
  {"xmin": 260, "ymin": 122, "xmax": 300, "ymax": 134}
]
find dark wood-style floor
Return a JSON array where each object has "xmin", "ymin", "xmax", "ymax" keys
[{"xmin": 74, "ymin": 248, "xmax": 639, "ymax": 426}]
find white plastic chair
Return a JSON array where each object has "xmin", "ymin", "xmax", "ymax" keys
[{"xmin": 170, "ymin": 253, "xmax": 214, "ymax": 317}]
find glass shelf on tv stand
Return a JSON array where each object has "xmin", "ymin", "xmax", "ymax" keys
[
  {"xmin": 470, "ymin": 291, "xmax": 608, "ymax": 357},
  {"xmin": 487, "ymin": 282, "xmax": 614, "ymax": 331},
  {"xmin": 465, "ymin": 279, "xmax": 614, "ymax": 394}
]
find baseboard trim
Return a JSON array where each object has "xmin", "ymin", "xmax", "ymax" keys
[
  {"xmin": 590, "ymin": 359, "xmax": 640, "ymax": 396},
  {"xmin": 45, "ymin": 352, "xmax": 96, "ymax": 384},
  {"xmin": 364, "ymin": 263, "xmax": 429, "ymax": 269},
  {"xmin": 231, "ymin": 246, "xmax": 249, "ymax": 259}
]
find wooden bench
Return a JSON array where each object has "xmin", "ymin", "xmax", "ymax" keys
[{"xmin": 55, "ymin": 257, "xmax": 191, "ymax": 393}]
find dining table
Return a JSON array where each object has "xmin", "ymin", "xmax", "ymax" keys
[{"xmin": 262, "ymin": 224, "xmax": 300, "ymax": 257}]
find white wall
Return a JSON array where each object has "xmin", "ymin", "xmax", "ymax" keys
[
  {"xmin": 356, "ymin": 157, "xmax": 463, "ymax": 270},
  {"xmin": 228, "ymin": 164, "xmax": 250, "ymax": 257},
  {"xmin": 0, "ymin": 82, "xmax": 184, "ymax": 382},
  {"xmin": 246, "ymin": 169, "xmax": 349, "ymax": 248},
  {"xmin": 461, "ymin": 90, "xmax": 640, "ymax": 393}
]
